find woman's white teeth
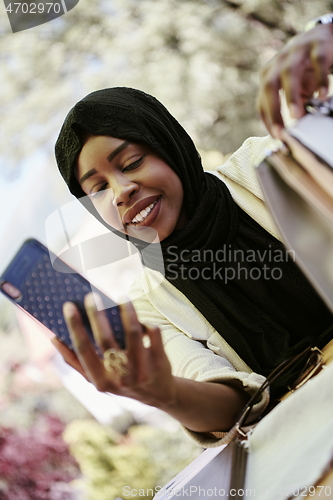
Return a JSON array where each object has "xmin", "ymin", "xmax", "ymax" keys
[{"xmin": 131, "ymin": 201, "xmax": 156, "ymax": 224}]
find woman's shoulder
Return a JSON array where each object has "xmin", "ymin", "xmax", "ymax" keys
[
  {"xmin": 210, "ymin": 135, "xmax": 279, "ymax": 195},
  {"xmin": 207, "ymin": 135, "xmax": 281, "ymax": 240}
]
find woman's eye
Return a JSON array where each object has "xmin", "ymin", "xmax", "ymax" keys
[
  {"xmin": 90, "ymin": 183, "xmax": 108, "ymax": 199},
  {"xmin": 122, "ymin": 156, "xmax": 145, "ymax": 172}
]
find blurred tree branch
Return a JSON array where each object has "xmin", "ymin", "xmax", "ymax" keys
[{"xmin": 1, "ymin": 0, "xmax": 332, "ymax": 178}]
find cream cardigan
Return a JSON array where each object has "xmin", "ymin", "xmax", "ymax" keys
[{"xmin": 129, "ymin": 135, "xmax": 281, "ymax": 447}]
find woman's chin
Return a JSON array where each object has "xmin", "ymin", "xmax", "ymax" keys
[{"xmin": 125, "ymin": 225, "xmax": 161, "ymax": 244}]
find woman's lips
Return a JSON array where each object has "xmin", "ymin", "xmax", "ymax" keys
[{"xmin": 127, "ymin": 196, "xmax": 161, "ymax": 228}]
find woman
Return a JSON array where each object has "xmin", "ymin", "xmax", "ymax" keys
[{"xmin": 53, "ymin": 20, "xmax": 333, "ymax": 447}]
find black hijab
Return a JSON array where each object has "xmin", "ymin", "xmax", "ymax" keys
[{"xmin": 55, "ymin": 87, "xmax": 333, "ymax": 400}]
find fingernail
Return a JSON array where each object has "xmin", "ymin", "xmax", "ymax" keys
[
  {"xmin": 51, "ymin": 337, "xmax": 62, "ymax": 346},
  {"xmin": 63, "ymin": 302, "xmax": 77, "ymax": 317},
  {"xmin": 290, "ymin": 104, "xmax": 301, "ymax": 119},
  {"xmin": 319, "ymin": 86, "xmax": 328, "ymax": 99},
  {"xmin": 84, "ymin": 293, "xmax": 97, "ymax": 309}
]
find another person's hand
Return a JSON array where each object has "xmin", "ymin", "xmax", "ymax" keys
[
  {"xmin": 258, "ymin": 23, "xmax": 333, "ymax": 139},
  {"xmin": 52, "ymin": 294, "xmax": 177, "ymax": 410}
]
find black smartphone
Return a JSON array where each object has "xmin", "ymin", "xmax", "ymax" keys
[{"xmin": 0, "ymin": 238, "xmax": 125, "ymax": 351}]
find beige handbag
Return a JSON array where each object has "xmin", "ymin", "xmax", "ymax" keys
[{"xmin": 256, "ymin": 97, "xmax": 333, "ymax": 313}]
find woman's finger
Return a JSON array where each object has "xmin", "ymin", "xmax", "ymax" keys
[
  {"xmin": 280, "ymin": 53, "xmax": 306, "ymax": 120},
  {"xmin": 310, "ymin": 43, "xmax": 330, "ymax": 98},
  {"xmin": 63, "ymin": 302, "xmax": 120, "ymax": 392},
  {"xmin": 84, "ymin": 293, "xmax": 119, "ymax": 353},
  {"xmin": 258, "ymin": 60, "xmax": 284, "ymax": 136},
  {"xmin": 145, "ymin": 323, "xmax": 174, "ymax": 380},
  {"xmin": 119, "ymin": 300, "xmax": 147, "ymax": 382},
  {"xmin": 145, "ymin": 324, "xmax": 164, "ymax": 362},
  {"xmin": 51, "ymin": 337, "xmax": 88, "ymax": 380}
]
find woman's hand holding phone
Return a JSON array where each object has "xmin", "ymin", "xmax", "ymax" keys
[
  {"xmin": 52, "ymin": 294, "xmax": 177, "ymax": 410},
  {"xmin": 53, "ymin": 293, "xmax": 250, "ymax": 434}
]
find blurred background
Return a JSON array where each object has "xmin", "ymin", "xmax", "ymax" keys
[{"xmin": 0, "ymin": 0, "xmax": 333, "ymax": 498}]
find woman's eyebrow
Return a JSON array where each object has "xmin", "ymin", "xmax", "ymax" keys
[
  {"xmin": 106, "ymin": 140, "xmax": 131, "ymax": 162},
  {"xmin": 79, "ymin": 168, "xmax": 97, "ymax": 185},
  {"xmin": 79, "ymin": 141, "xmax": 131, "ymax": 185}
]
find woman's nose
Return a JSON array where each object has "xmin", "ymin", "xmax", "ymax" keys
[{"xmin": 112, "ymin": 177, "xmax": 139, "ymax": 207}]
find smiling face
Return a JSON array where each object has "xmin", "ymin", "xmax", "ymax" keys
[{"xmin": 76, "ymin": 135, "xmax": 188, "ymax": 242}]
